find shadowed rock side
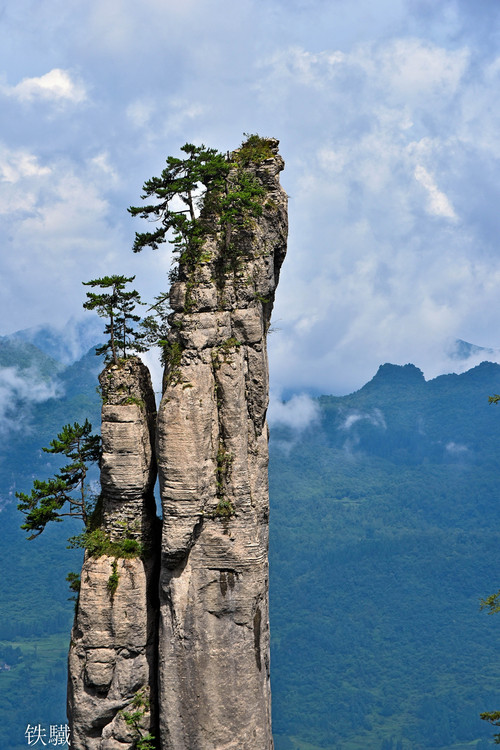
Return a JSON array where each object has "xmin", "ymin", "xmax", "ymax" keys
[
  {"xmin": 68, "ymin": 358, "xmax": 159, "ymax": 750},
  {"xmin": 157, "ymin": 139, "xmax": 288, "ymax": 750}
]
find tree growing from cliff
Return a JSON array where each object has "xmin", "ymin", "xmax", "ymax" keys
[
  {"xmin": 16, "ymin": 420, "xmax": 101, "ymax": 539},
  {"xmin": 83, "ymin": 275, "xmax": 145, "ymax": 364},
  {"xmin": 128, "ymin": 143, "xmax": 230, "ymax": 269},
  {"xmin": 128, "ymin": 135, "xmax": 272, "ymax": 274},
  {"xmin": 137, "ymin": 292, "xmax": 171, "ymax": 363}
]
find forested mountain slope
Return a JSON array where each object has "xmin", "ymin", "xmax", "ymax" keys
[
  {"xmin": 0, "ymin": 337, "xmax": 102, "ymax": 750},
  {"xmin": 1, "ymin": 335, "xmax": 500, "ymax": 750},
  {"xmin": 270, "ymin": 361, "xmax": 500, "ymax": 750}
]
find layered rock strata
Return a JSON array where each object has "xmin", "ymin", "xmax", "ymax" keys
[
  {"xmin": 157, "ymin": 139, "xmax": 287, "ymax": 750},
  {"xmin": 68, "ymin": 358, "xmax": 159, "ymax": 750}
]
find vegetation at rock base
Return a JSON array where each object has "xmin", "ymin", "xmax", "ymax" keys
[
  {"xmin": 214, "ymin": 499, "xmax": 235, "ymax": 519},
  {"xmin": 121, "ymin": 689, "xmax": 156, "ymax": 750},
  {"xmin": 162, "ymin": 339, "xmax": 184, "ymax": 387},
  {"xmin": 107, "ymin": 559, "xmax": 120, "ymax": 597},
  {"xmin": 213, "ymin": 442, "xmax": 235, "ymax": 518},
  {"xmin": 67, "ymin": 527, "xmax": 144, "ymax": 559}
]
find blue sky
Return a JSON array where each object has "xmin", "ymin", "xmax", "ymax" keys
[{"xmin": 2, "ymin": 0, "xmax": 500, "ymax": 396}]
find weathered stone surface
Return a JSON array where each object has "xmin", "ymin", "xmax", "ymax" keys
[
  {"xmin": 68, "ymin": 556, "xmax": 157, "ymax": 750},
  {"xmin": 68, "ymin": 138, "xmax": 287, "ymax": 750},
  {"xmin": 68, "ymin": 358, "xmax": 159, "ymax": 750},
  {"xmin": 99, "ymin": 358, "xmax": 157, "ymax": 543},
  {"xmin": 157, "ymin": 138, "xmax": 287, "ymax": 749}
]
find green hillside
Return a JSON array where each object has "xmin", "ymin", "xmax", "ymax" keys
[
  {"xmin": 270, "ymin": 362, "xmax": 500, "ymax": 749},
  {"xmin": 0, "ymin": 340, "xmax": 101, "ymax": 750},
  {"xmin": 2, "ymin": 340, "xmax": 500, "ymax": 749}
]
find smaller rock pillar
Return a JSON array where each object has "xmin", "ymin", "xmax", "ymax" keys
[{"xmin": 68, "ymin": 357, "xmax": 159, "ymax": 750}]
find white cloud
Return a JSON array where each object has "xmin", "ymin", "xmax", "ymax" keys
[
  {"xmin": 258, "ymin": 46, "xmax": 345, "ymax": 92},
  {"xmin": 0, "ymin": 367, "xmax": 62, "ymax": 434},
  {"xmin": 341, "ymin": 409, "xmax": 387, "ymax": 431},
  {"xmin": 0, "ymin": 143, "xmax": 170, "ymax": 333},
  {"xmin": 0, "ymin": 147, "xmax": 51, "ymax": 184},
  {"xmin": 364, "ymin": 38, "xmax": 469, "ymax": 101},
  {"xmin": 414, "ymin": 165, "xmax": 457, "ymax": 220},
  {"xmin": 2, "ymin": 68, "xmax": 87, "ymax": 104},
  {"xmin": 268, "ymin": 392, "xmax": 320, "ymax": 431},
  {"xmin": 88, "ymin": 152, "xmax": 118, "ymax": 183},
  {"xmin": 446, "ymin": 441, "xmax": 468, "ymax": 454},
  {"xmin": 126, "ymin": 98, "xmax": 157, "ymax": 129}
]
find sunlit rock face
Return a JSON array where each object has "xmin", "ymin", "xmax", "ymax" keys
[
  {"xmin": 67, "ymin": 139, "xmax": 287, "ymax": 750},
  {"xmin": 68, "ymin": 358, "xmax": 159, "ymax": 750},
  {"xmin": 157, "ymin": 139, "xmax": 287, "ymax": 750}
]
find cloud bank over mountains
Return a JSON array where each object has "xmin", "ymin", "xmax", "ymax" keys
[{"xmin": 2, "ymin": 1, "xmax": 500, "ymax": 394}]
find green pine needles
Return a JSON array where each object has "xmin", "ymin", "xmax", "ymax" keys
[
  {"xmin": 128, "ymin": 142, "xmax": 230, "ymax": 267},
  {"xmin": 80, "ymin": 135, "xmax": 275, "ymax": 368},
  {"xmin": 16, "ymin": 420, "xmax": 101, "ymax": 539},
  {"xmin": 121, "ymin": 689, "xmax": 156, "ymax": 750},
  {"xmin": 83, "ymin": 275, "xmax": 145, "ymax": 365},
  {"xmin": 128, "ymin": 134, "xmax": 274, "ymax": 278}
]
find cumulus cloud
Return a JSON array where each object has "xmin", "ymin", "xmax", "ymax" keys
[
  {"xmin": 0, "ymin": 147, "xmax": 51, "ymax": 184},
  {"xmin": 1, "ymin": 68, "xmax": 87, "ymax": 104},
  {"xmin": 0, "ymin": 143, "xmax": 170, "ymax": 334},
  {"xmin": 414, "ymin": 165, "xmax": 457, "ymax": 220},
  {"xmin": 1, "ymin": 0, "xmax": 500, "ymax": 400},
  {"xmin": 263, "ymin": 33, "xmax": 500, "ymax": 394}
]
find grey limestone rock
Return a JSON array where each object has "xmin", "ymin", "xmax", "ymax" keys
[
  {"xmin": 68, "ymin": 357, "xmax": 159, "ymax": 750},
  {"xmin": 67, "ymin": 138, "xmax": 287, "ymax": 750},
  {"xmin": 157, "ymin": 137, "xmax": 287, "ymax": 750}
]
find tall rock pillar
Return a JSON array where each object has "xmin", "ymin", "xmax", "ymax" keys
[
  {"xmin": 68, "ymin": 357, "xmax": 159, "ymax": 750},
  {"xmin": 157, "ymin": 138, "xmax": 288, "ymax": 749}
]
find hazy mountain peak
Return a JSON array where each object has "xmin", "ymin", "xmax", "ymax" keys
[
  {"xmin": 448, "ymin": 338, "xmax": 498, "ymax": 361},
  {"xmin": 370, "ymin": 362, "xmax": 425, "ymax": 385},
  {"xmin": 8, "ymin": 316, "xmax": 104, "ymax": 366}
]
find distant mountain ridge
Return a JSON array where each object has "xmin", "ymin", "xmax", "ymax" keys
[
  {"xmin": 6, "ymin": 316, "xmax": 104, "ymax": 365},
  {"xmin": 270, "ymin": 358, "xmax": 500, "ymax": 750},
  {"xmin": 0, "ymin": 335, "xmax": 62, "ymax": 377}
]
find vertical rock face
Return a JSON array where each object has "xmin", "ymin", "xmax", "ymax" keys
[
  {"xmin": 68, "ymin": 358, "xmax": 159, "ymax": 750},
  {"xmin": 157, "ymin": 139, "xmax": 287, "ymax": 750},
  {"xmin": 67, "ymin": 138, "xmax": 287, "ymax": 750}
]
